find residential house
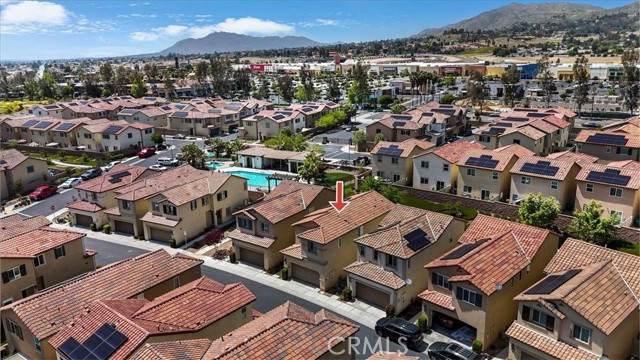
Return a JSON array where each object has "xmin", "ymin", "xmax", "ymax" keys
[
  {"xmin": 405, "ymin": 102, "xmax": 468, "ymax": 139},
  {"xmin": 545, "ymin": 150, "xmax": 599, "ymax": 166},
  {"xmin": 86, "ymin": 99, "xmax": 123, "ymax": 120},
  {"xmin": 509, "ymin": 156, "xmax": 584, "ymax": 210},
  {"xmin": 412, "ymin": 140, "xmax": 485, "ymax": 192},
  {"xmin": 371, "ymin": 138, "xmax": 435, "ymax": 185},
  {"xmin": 128, "ymin": 301, "xmax": 359, "ymax": 360},
  {"xmin": 575, "ymin": 129, "xmax": 640, "ymax": 162},
  {"xmin": 575, "ymin": 161, "xmax": 640, "ymax": 226},
  {"xmin": 456, "ymin": 145, "xmax": 534, "ymax": 200},
  {"xmin": 344, "ymin": 204, "xmax": 465, "ymax": 312},
  {"xmin": 49, "ymin": 118, "xmax": 96, "ymax": 148},
  {"xmin": 238, "ymin": 110, "xmax": 304, "ymax": 140},
  {"xmin": 236, "ymin": 146, "xmax": 309, "ymax": 174},
  {"xmin": 76, "ymin": 120, "xmax": 155, "ymax": 152},
  {"xmin": 26, "ymin": 118, "xmax": 59, "ymax": 145},
  {"xmin": 230, "ymin": 181, "xmax": 334, "ymax": 271},
  {"xmin": 30, "ymin": 104, "xmax": 64, "ymax": 118},
  {"xmin": 287, "ymin": 101, "xmax": 341, "ymax": 128},
  {"xmin": 0, "ymin": 116, "xmax": 37, "ymax": 142},
  {"xmin": 141, "ymin": 171, "xmax": 249, "ymax": 245},
  {"xmin": 0, "ymin": 249, "xmax": 203, "ymax": 360},
  {"xmin": 418, "ymin": 215, "xmax": 559, "ymax": 351},
  {"xmin": 49, "ymin": 277, "xmax": 256, "ymax": 360},
  {"xmin": 61, "ymin": 102, "xmax": 109, "ymax": 120},
  {"xmin": 168, "ymin": 110, "xmax": 224, "ymax": 137},
  {"xmin": 506, "ymin": 238, "xmax": 640, "ymax": 360},
  {"xmin": 117, "ymin": 106, "xmax": 170, "ymax": 128},
  {"xmin": 280, "ymin": 191, "xmax": 396, "ymax": 291},
  {"xmin": 68, "ymin": 164, "xmax": 153, "ymax": 228},
  {"xmin": 0, "ymin": 149, "xmax": 49, "ymax": 200}
]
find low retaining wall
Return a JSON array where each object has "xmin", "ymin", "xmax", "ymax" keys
[{"xmin": 6, "ymin": 144, "xmax": 137, "ymax": 159}]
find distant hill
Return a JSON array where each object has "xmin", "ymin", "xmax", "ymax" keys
[
  {"xmin": 414, "ymin": 2, "xmax": 634, "ymax": 37},
  {"xmin": 159, "ymin": 32, "xmax": 323, "ymax": 55}
]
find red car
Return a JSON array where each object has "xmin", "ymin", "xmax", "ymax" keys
[
  {"xmin": 137, "ymin": 147, "xmax": 156, "ymax": 158},
  {"xmin": 28, "ymin": 185, "xmax": 58, "ymax": 201}
]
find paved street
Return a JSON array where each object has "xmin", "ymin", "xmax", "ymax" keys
[{"xmin": 18, "ymin": 188, "xmax": 77, "ymax": 217}]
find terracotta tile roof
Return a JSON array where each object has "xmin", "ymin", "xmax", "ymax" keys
[
  {"xmin": 0, "ymin": 149, "xmax": 29, "ymax": 170},
  {"xmin": 201, "ymin": 301, "xmax": 359, "ymax": 360},
  {"xmin": 413, "ymin": 140, "xmax": 485, "ymax": 163},
  {"xmin": 575, "ymin": 163, "xmax": 640, "ymax": 189},
  {"xmin": 506, "ymin": 323, "xmax": 598, "ymax": 360},
  {"xmin": 606, "ymin": 159, "xmax": 640, "ymax": 170},
  {"xmin": 104, "ymin": 206, "xmax": 121, "ymax": 216},
  {"xmin": 378, "ymin": 204, "xmax": 428, "ymax": 227},
  {"xmin": 0, "ymin": 214, "xmax": 50, "ymax": 239},
  {"xmin": 355, "ymin": 206, "xmax": 454, "ymax": 259},
  {"xmin": 140, "ymin": 212, "xmax": 180, "ymax": 227},
  {"xmin": 114, "ymin": 166, "xmax": 203, "ymax": 201},
  {"xmin": 139, "ymin": 107, "xmax": 172, "ymax": 117},
  {"xmin": 575, "ymin": 129, "xmax": 640, "ymax": 148},
  {"xmin": 1, "ymin": 250, "xmax": 202, "ymax": 340},
  {"xmin": 368, "ymin": 352, "xmax": 421, "ymax": 360},
  {"xmin": 516, "ymin": 261, "xmax": 637, "ymax": 335},
  {"xmin": 544, "ymin": 238, "xmax": 640, "ymax": 297},
  {"xmin": 130, "ymin": 339, "xmax": 212, "ymax": 360},
  {"xmin": 545, "ymin": 150, "xmax": 598, "ymax": 165},
  {"xmin": 547, "ymin": 106, "xmax": 577, "ymax": 119},
  {"xmin": 75, "ymin": 164, "xmax": 150, "ymax": 193},
  {"xmin": 159, "ymin": 172, "xmax": 231, "ymax": 206},
  {"xmin": 511, "ymin": 156, "xmax": 578, "ymax": 181},
  {"xmin": 541, "ymin": 114, "xmax": 571, "ymax": 129},
  {"xmin": 292, "ymin": 191, "xmax": 395, "ymax": 244},
  {"xmin": 67, "ymin": 200, "xmax": 104, "ymax": 213},
  {"xmin": 280, "ymin": 244, "xmax": 303, "ymax": 259},
  {"xmin": 228, "ymin": 229, "xmax": 275, "ymax": 248},
  {"xmin": 1, "ymin": 228, "xmax": 84, "ymax": 257},
  {"xmin": 503, "ymin": 125, "xmax": 546, "ymax": 140},
  {"xmin": 236, "ymin": 146, "xmax": 304, "ymax": 160},
  {"xmin": 417, "ymin": 290, "xmax": 455, "ymax": 311},
  {"xmin": 456, "ymin": 149, "xmax": 516, "ymax": 172},
  {"xmin": 371, "ymin": 139, "xmax": 434, "ymax": 158},
  {"xmin": 527, "ymin": 119, "xmax": 559, "ymax": 134},
  {"xmin": 344, "ymin": 261, "xmax": 406, "ymax": 289},
  {"xmin": 377, "ymin": 116, "xmax": 424, "ymax": 130},
  {"xmin": 494, "ymin": 143, "xmax": 536, "ymax": 158}
]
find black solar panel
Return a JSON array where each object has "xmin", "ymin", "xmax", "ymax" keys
[
  {"xmin": 422, "ymin": 112, "xmax": 434, "ymax": 116},
  {"xmin": 301, "ymin": 107, "xmax": 313, "ymax": 112},
  {"xmin": 465, "ymin": 155, "xmax": 499, "ymax": 169},
  {"xmin": 520, "ymin": 160, "xmax": 560, "ymax": 176},
  {"xmin": 44, "ymin": 104, "xmax": 59, "ymax": 110},
  {"xmin": 481, "ymin": 127, "xmax": 506, "ymax": 135},
  {"xmin": 119, "ymin": 109, "xmax": 137, "ymax": 115},
  {"xmin": 103, "ymin": 126, "xmax": 123, "ymax": 135},
  {"xmin": 56, "ymin": 123, "xmax": 75, "ymax": 131},
  {"xmin": 404, "ymin": 228, "xmax": 430, "ymax": 251},
  {"xmin": 23, "ymin": 120, "xmax": 39, "ymax": 127},
  {"xmin": 524, "ymin": 269, "xmax": 581, "ymax": 295},
  {"xmin": 161, "ymin": 106, "xmax": 172, "ymax": 111},
  {"xmin": 527, "ymin": 112, "xmax": 547, "ymax": 118},
  {"xmin": 208, "ymin": 109, "xmax": 222, "ymax": 114},
  {"xmin": 493, "ymin": 122, "xmax": 513, "ymax": 127},
  {"xmin": 59, "ymin": 324, "xmax": 129, "ymax": 360},
  {"xmin": 504, "ymin": 117, "xmax": 529, "ymax": 122},
  {"xmin": 442, "ymin": 239, "xmax": 488, "ymax": 260},
  {"xmin": 68, "ymin": 102, "xmax": 79, "ymax": 106},
  {"xmin": 34, "ymin": 121, "xmax": 53, "ymax": 129},
  {"xmin": 439, "ymin": 104, "xmax": 454, "ymax": 108},
  {"xmin": 172, "ymin": 111, "xmax": 188, "ymax": 117},
  {"xmin": 377, "ymin": 145, "xmax": 403, "ymax": 157},
  {"xmin": 110, "ymin": 171, "xmax": 130, "ymax": 180},
  {"xmin": 59, "ymin": 338, "xmax": 82, "ymax": 357},
  {"xmin": 392, "ymin": 121, "xmax": 406, "ymax": 127},
  {"xmin": 326, "ymin": 101, "xmax": 336, "ymax": 106},
  {"xmin": 175, "ymin": 104, "xmax": 187, "ymax": 110},
  {"xmin": 586, "ymin": 133, "xmax": 627, "ymax": 146},
  {"xmin": 585, "ymin": 169, "xmax": 630, "ymax": 186},
  {"xmin": 272, "ymin": 114, "xmax": 285, "ymax": 120},
  {"xmin": 432, "ymin": 108, "xmax": 455, "ymax": 115},
  {"xmin": 143, "ymin": 97, "xmax": 156, "ymax": 101},
  {"xmin": 224, "ymin": 103, "xmax": 243, "ymax": 111},
  {"xmin": 391, "ymin": 115, "xmax": 412, "ymax": 120}
]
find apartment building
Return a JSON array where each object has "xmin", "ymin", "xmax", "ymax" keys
[{"xmin": 371, "ymin": 138, "xmax": 434, "ymax": 185}]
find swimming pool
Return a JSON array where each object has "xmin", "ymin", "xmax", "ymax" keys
[
  {"xmin": 207, "ymin": 161, "xmax": 225, "ymax": 169},
  {"xmin": 225, "ymin": 170, "xmax": 273, "ymax": 188}
]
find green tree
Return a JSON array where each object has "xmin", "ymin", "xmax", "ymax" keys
[
  {"xmin": 443, "ymin": 75, "xmax": 456, "ymax": 87},
  {"xmin": 114, "ymin": 65, "xmax": 129, "ymax": 95},
  {"xmin": 81, "ymin": 72, "xmax": 101, "ymax": 98},
  {"xmin": 621, "ymin": 49, "xmax": 640, "ymax": 115},
  {"xmin": 151, "ymin": 133, "xmax": 164, "ymax": 147},
  {"xmin": 347, "ymin": 81, "xmax": 359, "ymax": 104},
  {"xmin": 537, "ymin": 54, "xmax": 554, "ymax": 108},
  {"xmin": 23, "ymin": 77, "xmax": 40, "ymax": 100},
  {"xmin": 61, "ymin": 84, "xmax": 74, "ymax": 98},
  {"xmin": 374, "ymin": 133, "xmax": 386, "ymax": 144},
  {"xmin": 327, "ymin": 76, "xmax": 341, "ymax": 101},
  {"xmin": 568, "ymin": 200, "xmax": 619, "ymax": 246},
  {"xmin": 352, "ymin": 130, "xmax": 365, "ymax": 148},
  {"xmin": 130, "ymin": 78, "xmax": 147, "ymax": 98},
  {"xmin": 380, "ymin": 185, "xmax": 406, "ymax": 202},
  {"xmin": 359, "ymin": 176, "xmax": 382, "ymax": 192},
  {"xmin": 181, "ymin": 143, "xmax": 205, "ymax": 169},
  {"xmin": 276, "ymin": 75, "xmax": 294, "ymax": 103},
  {"xmin": 573, "ymin": 55, "xmax": 590, "ymax": 117},
  {"xmin": 439, "ymin": 94, "xmax": 456, "ymax": 104},
  {"xmin": 209, "ymin": 56, "xmax": 233, "ymax": 98},
  {"xmin": 501, "ymin": 67, "xmax": 520, "ymax": 107},
  {"xmin": 100, "ymin": 62, "xmax": 114, "ymax": 93},
  {"xmin": 255, "ymin": 75, "xmax": 269, "ymax": 100},
  {"xmin": 163, "ymin": 71, "xmax": 175, "ymax": 100},
  {"xmin": 390, "ymin": 103, "xmax": 406, "ymax": 114},
  {"xmin": 209, "ymin": 137, "xmax": 228, "ymax": 157},
  {"xmin": 11, "ymin": 179, "xmax": 24, "ymax": 197},
  {"xmin": 39, "ymin": 71, "xmax": 59, "ymax": 99},
  {"xmin": 298, "ymin": 151, "xmax": 322, "ymax": 183},
  {"xmin": 467, "ymin": 71, "xmax": 486, "ymax": 115},
  {"xmin": 518, "ymin": 193, "xmax": 560, "ymax": 229},
  {"xmin": 378, "ymin": 94, "xmax": 394, "ymax": 108},
  {"xmin": 342, "ymin": 103, "xmax": 357, "ymax": 120}
]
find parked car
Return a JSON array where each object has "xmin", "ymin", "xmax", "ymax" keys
[
  {"xmin": 345, "ymin": 125, "xmax": 355, "ymax": 132},
  {"xmin": 175, "ymin": 153, "xmax": 184, "ymax": 160},
  {"xmin": 375, "ymin": 317, "xmax": 423, "ymax": 350},
  {"xmin": 582, "ymin": 121, "xmax": 599, "ymax": 128},
  {"xmin": 427, "ymin": 342, "xmax": 489, "ymax": 360},
  {"xmin": 157, "ymin": 157, "xmax": 179, "ymax": 167},
  {"xmin": 60, "ymin": 177, "xmax": 82, "ymax": 189},
  {"xmin": 137, "ymin": 147, "xmax": 156, "ymax": 158},
  {"xmin": 101, "ymin": 161, "xmax": 121, "ymax": 172},
  {"xmin": 28, "ymin": 185, "xmax": 58, "ymax": 200},
  {"xmin": 148, "ymin": 164, "xmax": 167, "ymax": 171},
  {"xmin": 173, "ymin": 134, "xmax": 186, "ymax": 139},
  {"xmin": 80, "ymin": 168, "xmax": 103, "ymax": 181}
]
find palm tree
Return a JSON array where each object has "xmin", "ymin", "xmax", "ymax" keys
[
  {"xmin": 298, "ymin": 151, "xmax": 322, "ymax": 184},
  {"xmin": 181, "ymin": 143, "xmax": 205, "ymax": 169},
  {"xmin": 227, "ymin": 139, "xmax": 246, "ymax": 154},
  {"xmin": 209, "ymin": 138, "xmax": 228, "ymax": 158}
]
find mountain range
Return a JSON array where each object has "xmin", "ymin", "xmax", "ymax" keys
[{"xmin": 159, "ymin": 32, "xmax": 323, "ymax": 55}]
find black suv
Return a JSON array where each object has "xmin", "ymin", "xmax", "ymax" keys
[
  {"xmin": 375, "ymin": 317, "xmax": 423, "ymax": 350},
  {"xmin": 80, "ymin": 168, "xmax": 103, "ymax": 181},
  {"xmin": 427, "ymin": 342, "xmax": 489, "ymax": 360}
]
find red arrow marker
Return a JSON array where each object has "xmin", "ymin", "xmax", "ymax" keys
[{"xmin": 330, "ymin": 181, "xmax": 350, "ymax": 213}]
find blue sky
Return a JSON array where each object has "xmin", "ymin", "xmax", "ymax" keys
[{"xmin": 0, "ymin": 0, "xmax": 632, "ymax": 60}]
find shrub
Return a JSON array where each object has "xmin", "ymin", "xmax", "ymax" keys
[
  {"xmin": 229, "ymin": 251, "xmax": 236, "ymax": 263},
  {"xmin": 202, "ymin": 229, "xmax": 224, "ymax": 246},
  {"xmin": 103, "ymin": 224, "xmax": 111, "ymax": 234},
  {"xmin": 89, "ymin": 223, "xmax": 96, "ymax": 231},
  {"xmin": 213, "ymin": 249, "xmax": 231, "ymax": 260},
  {"xmin": 385, "ymin": 304, "xmax": 395, "ymax": 317},
  {"xmin": 169, "ymin": 239, "xmax": 176, "ymax": 248},
  {"xmin": 341, "ymin": 287, "xmax": 352, "ymax": 301},
  {"xmin": 472, "ymin": 339, "xmax": 483, "ymax": 353},
  {"xmin": 417, "ymin": 315, "xmax": 429, "ymax": 333},
  {"xmin": 280, "ymin": 267, "xmax": 289, "ymax": 280}
]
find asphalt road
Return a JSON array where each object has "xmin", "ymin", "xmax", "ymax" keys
[
  {"xmin": 18, "ymin": 188, "xmax": 77, "ymax": 217},
  {"xmin": 85, "ymin": 237, "xmax": 429, "ymax": 359}
]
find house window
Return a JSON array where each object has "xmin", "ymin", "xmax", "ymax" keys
[
  {"xmin": 373, "ymin": 250, "xmax": 378, "ymax": 260},
  {"xmin": 172, "ymin": 276, "xmax": 180, "ymax": 289},
  {"xmin": 6, "ymin": 319, "xmax": 23, "ymax": 340},
  {"xmin": 548, "ymin": 181, "xmax": 558, "ymax": 190},
  {"xmin": 103, "ymin": 134, "xmax": 110, "ymax": 139},
  {"xmin": 54, "ymin": 245, "xmax": 66, "ymax": 259},
  {"xmin": 163, "ymin": 204, "xmax": 177, "ymax": 216},
  {"xmin": 201, "ymin": 196, "xmax": 209, "ymax": 206},
  {"xmin": 376, "ymin": 171, "xmax": 384, "ymax": 177},
  {"xmin": 609, "ymin": 187, "xmax": 623, "ymax": 197},
  {"xmin": 2, "ymin": 266, "xmax": 25, "ymax": 283},
  {"xmin": 456, "ymin": 287, "xmax": 483, "ymax": 307},
  {"xmin": 479, "ymin": 136, "xmax": 490, "ymax": 142},
  {"xmin": 190, "ymin": 200, "xmax": 198, "ymax": 210},
  {"xmin": 400, "ymin": 130, "xmax": 410, "ymax": 136},
  {"xmin": 260, "ymin": 222, "xmax": 269, "ymax": 233},
  {"xmin": 492, "ymin": 172, "xmax": 498, "ymax": 180},
  {"xmin": 377, "ymin": 155, "xmax": 383, "ymax": 163},
  {"xmin": 513, "ymin": 139, "xmax": 520, "ymax": 145},
  {"xmin": 572, "ymin": 324, "xmax": 591, "ymax": 343},
  {"xmin": 34, "ymin": 337, "xmax": 42, "ymax": 352},
  {"xmin": 463, "ymin": 185, "xmax": 472, "ymax": 194},
  {"xmin": 391, "ymin": 157, "xmax": 399, "ymax": 165},
  {"xmin": 128, "ymin": 133, "xmax": 133, "ymax": 138},
  {"xmin": 237, "ymin": 217, "xmax": 253, "ymax": 230},
  {"xmin": 241, "ymin": 306, "xmax": 247, "ymax": 319},
  {"xmin": 467, "ymin": 168, "xmax": 475, "ymax": 176},
  {"xmin": 576, "ymin": 143, "xmax": 582, "ymax": 150},
  {"xmin": 307, "ymin": 241, "xmax": 317, "ymax": 254},
  {"xmin": 521, "ymin": 176, "xmax": 531, "ymax": 185},
  {"xmin": 26, "ymin": 165, "xmax": 34, "ymax": 173},
  {"xmin": 217, "ymin": 190, "xmax": 228, "ymax": 201},
  {"xmin": 421, "ymin": 161, "xmax": 429, "ymax": 168},
  {"xmin": 443, "ymin": 164, "xmax": 449, "ymax": 172},
  {"xmin": 33, "ymin": 253, "xmax": 46, "ymax": 268},
  {"xmin": 420, "ymin": 177, "xmax": 428, "ymax": 184},
  {"xmin": 432, "ymin": 272, "xmax": 452, "ymax": 290},
  {"xmin": 152, "ymin": 202, "xmax": 160, "ymax": 212},
  {"xmin": 605, "ymin": 146, "xmax": 611, "ymax": 153},
  {"xmin": 393, "ymin": 174, "xmax": 401, "ymax": 182},
  {"xmin": 512, "ymin": 194, "xmax": 519, "ymax": 201},
  {"xmin": 122, "ymin": 200, "xmax": 131, "ymax": 210},
  {"xmin": 386, "ymin": 255, "xmax": 397, "ymax": 268},
  {"xmin": 586, "ymin": 183, "xmax": 593, "ymax": 192},
  {"xmin": 265, "ymin": 122, "xmax": 270, "ymax": 128},
  {"xmin": 357, "ymin": 225, "xmax": 365, "ymax": 236},
  {"xmin": 616, "ymin": 147, "xmax": 632, "ymax": 155},
  {"xmin": 522, "ymin": 305, "xmax": 554, "ymax": 331}
]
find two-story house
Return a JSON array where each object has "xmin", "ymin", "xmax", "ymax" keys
[
  {"xmin": 506, "ymin": 238, "xmax": 639, "ymax": 360},
  {"xmin": 0, "ymin": 249, "xmax": 203, "ymax": 360},
  {"xmin": 49, "ymin": 119, "xmax": 95, "ymax": 149},
  {"xmin": 456, "ymin": 145, "xmax": 534, "ymax": 200},
  {"xmin": 510, "ymin": 156, "xmax": 584, "ymax": 210},
  {"xmin": 575, "ymin": 129, "xmax": 640, "ymax": 162},
  {"xmin": 98, "ymin": 120, "xmax": 155, "ymax": 152},
  {"xmin": 575, "ymin": 162, "xmax": 640, "ymax": 226},
  {"xmin": 280, "ymin": 191, "xmax": 395, "ymax": 291},
  {"xmin": 49, "ymin": 277, "xmax": 256, "ymax": 359},
  {"xmin": 412, "ymin": 140, "xmax": 486, "ymax": 192},
  {"xmin": 68, "ymin": 164, "xmax": 153, "ymax": 228},
  {"xmin": 230, "ymin": 181, "xmax": 334, "ymax": 271},
  {"xmin": 30, "ymin": 104, "xmax": 64, "ymax": 118},
  {"xmin": 26, "ymin": 118, "xmax": 58, "ymax": 145},
  {"xmin": 238, "ymin": 110, "xmax": 304, "ymax": 140},
  {"xmin": 371, "ymin": 138, "xmax": 434, "ymax": 185},
  {"xmin": 61, "ymin": 102, "xmax": 109, "ymax": 120},
  {"xmin": 419, "ymin": 215, "xmax": 559, "ymax": 351},
  {"xmin": 344, "ymin": 204, "xmax": 465, "ymax": 313},
  {"xmin": 0, "ymin": 149, "xmax": 49, "ymax": 200},
  {"xmin": 141, "ymin": 172, "xmax": 249, "ymax": 245},
  {"xmin": 168, "ymin": 111, "xmax": 224, "ymax": 137},
  {"xmin": 117, "ymin": 107, "xmax": 170, "ymax": 128}
]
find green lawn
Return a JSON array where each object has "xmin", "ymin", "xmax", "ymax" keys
[
  {"xmin": 25, "ymin": 152, "xmax": 99, "ymax": 167},
  {"xmin": 324, "ymin": 172, "xmax": 355, "ymax": 184},
  {"xmin": 612, "ymin": 241, "xmax": 640, "ymax": 256},
  {"xmin": 400, "ymin": 197, "xmax": 477, "ymax": 221}
]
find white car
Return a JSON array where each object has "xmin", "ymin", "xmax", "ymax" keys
[
  {"xmin": 148, "ymin": 164, "xmax": 168, "ymax": 171},
  {"xmin": 157, "ymin": 157, "xmax": 179, "ymax": 167},
  {"xmin": 101, "ymin": 161, "xmax": 121, "ymax": 172},
  {"xmin": 60, "ymin": 177, "xmax": 82, "ymax": 189}
]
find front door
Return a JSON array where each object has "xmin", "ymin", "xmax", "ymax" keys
[
  {"xmin": 36, "ymin": 276, "xmax": 45, "ymax": 290},
  {"xmin": 215, "ymin": 209, "xmax": 223, "ymax": 225},
  {"xmin": 436, "ymin": 181, "xmax": 445, "ymax": 191},
  {"xmin": 481, "ymin": 189, "xmax": 491, "ymax": 200}
]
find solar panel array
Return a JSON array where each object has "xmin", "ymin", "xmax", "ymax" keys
[
  {"xmin": 172, "ymin": 111, "xmax": 188, "ymax": 117},
  {"xmin": 524, "ymin": 269, "xmax": 581, "ymax": 294},
  {"xmin": 504, "ymin": 117, "xmax": 529, "ymax": 122},
  {"xmin": 207, "ymin": 109, "xmax": 221, "ymax": 114},
  {"xmin": 404, "ymin": 228, "xmax": 431, "ymax": 251},
  {"xmin": 526, "ymin": 112, "xmax": 547, "ymax": 118},
  {"xmin": 224, "ymin": 103, "xmax": 243, "ymax": 111},
  {"xmin": 326, "ymin": 102, "xmax": 336, "ymax": 106},
  {"xmin": 272, "ymin": 114, "xmax": 285, "ymax": 120},
  {"xmin": 103, "ymin": 125, "xmax": 123, "ymax": 135},
  {"xmin": 465, "ymin": 154, "xmax": 499, "ymax": 169},
  {"xmin": 301, "ymin": 107, "xmax": 313, "ymax": 112},
  {"xmin": 110, "ymin": 171, "xmax": 130, "ymax": 180},
  {"xmin": 119, "ymin": 109, "xmax": 137, "ymax": 115},
  {"xmin": 68, "ymin": 102, "xmax": 79, "ymax": 106},
  {"xmin": 586, "ymin": 133, "xmax": 627, "ymax": 146},
  {"xmin": 56, "ymin": 123, "xmax": 76, "ymax": 131},
  {"xmin": 442, "ymin": 239, "xmax": 488, "ymax": 260},
  {"xmin": 392, "ymin": 121, "xmax": 406, "ymax": 127},
  {"xmin": 59, "ymin": 324, "xmax": 128, "ymax": 360},
  {"xmin": 391, "ymin": 115, "xmax": 412, "ymax": 120},
  {"xmin": 439, "ymin": 104, "xmax": 454, "ymax": 108},
  {"xmin": 377, "ymin": 144, "xmax": 403, "ymax": 157},
  {"xmin": 44, "ymin": 104, "xmax": 59, "ymax": 110},
  {"xmin": 143, "ymin": 97, "xmax": 156, "ymax": 101},
  {"xmin": 585, "ymin": 168, "xmax": 631, "ymax": 186},
  {"xmin": 421, "ymin": 112, "xmax": 434, "ymax": 117},
  {"xmin": 161, "ymin": 106, "xmax": 172, "ymax": 111},
  {"xmin": 520, "ymin": 160, "xmax": 560, "ymax": 177},
  {"xmin": 174, "ymin": 104, "xmax": 187, "ymax": 110},
  {"xmin": 432, "ymin": 109, "xmax": 456, "ymax": 116},
  {"xmin": 493, "ymin": 122, "xmax": 513, "ymax": 128},
  {"xmin": 34, "ymin": 121, "xmax": 53, "ymax": 129},
  {"xmin": 481, "ymin": 127, "xmax": 506, "ymax": 135},
  {"xmin": 23, "ymin": 120, "xmax": 39, "ymax": 127}
]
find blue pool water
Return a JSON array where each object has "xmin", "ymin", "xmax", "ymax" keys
[
  {"xmin": 225, "ymin": 170, "xmax": 272, "ymax": 187},
  {"xmin": 206, "ymin": 152, "xmax": 215, "ymax": 158},
  {"xmin": 207, "ymin": 161, "xmax": 225, "ymax": 169}
]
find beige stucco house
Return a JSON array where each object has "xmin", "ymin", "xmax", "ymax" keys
[
  {"xmin": 371, "ymin": 138, "xmax": 434, "ymax": 185},
  {"xmin": 0, "ymin": 149, "xmax": 49, "ymax": 200},
  {"xmin": 575, "ymin": 129, "xmax": 640, "ymax": 162}
]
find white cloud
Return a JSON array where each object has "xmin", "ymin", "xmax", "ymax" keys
[
  {"xmin": 195, "ymin": 14, "xmax": 211, "ymax": 18},
  {"xmin": 294, "ymin": 18, "xmax": 341, "ymax": 28},
  {"xmin": 316, "ymin": 19, "xmax": 338, "ymax": 26},
  {"xmin": 130, "ymin": 31, "xmax": 159, "ymax": 41},
  {"xmin": 154, "ymin": 24, "xmax": 188, "ymax": 36},
  {"xmin": 129, "ymin": 1, "xmax": 150, "ymax": 7},
  {"xmin": 0, "ymin": 0, "xmax": 68, "ymax": 25}
]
